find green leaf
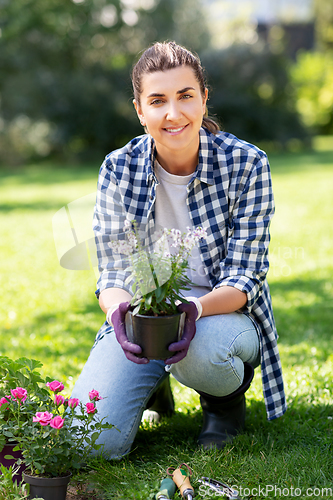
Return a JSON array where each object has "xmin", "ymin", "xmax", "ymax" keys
[
  {"xmin": 124, "ymin": 274, "xmax": 133, "ymax": 286},
  {"xmin": 155, "ymin": 286, "xmax": 163, "ymax": 303},
  {"xmin": 132, "ymin": 304, "xmax": 141, "ymax": 316},
  {"xmin": 3, "ymin": 431, "xmax": 14, "ymax": 437},
  {"xmin": 91, "ymin": 431, "xmax": 100, "ymax": 442}
]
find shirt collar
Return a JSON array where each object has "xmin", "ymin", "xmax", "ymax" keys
[
  {"xmin": 195, "ymin": 127, "xmax": 215, "ymax": 185},
  {"xmin": 143, "ymin": 135, "xmax": 158, "ymax": 184}
]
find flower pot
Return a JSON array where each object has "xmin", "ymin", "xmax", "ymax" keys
[
  {"xmin": 23, "ymin": 472, "xmax": 71, "ymax": 500},
  {"xmin": 125, "ymin": 310, "xmax": 184, "ymax": 359},
  {"xmin": 0, "ymin": 442, "xmax": 25, "ymax": 482}
]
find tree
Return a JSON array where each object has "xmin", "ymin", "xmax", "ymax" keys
[
  {"xmin": 201, "ymin": 43, "xmax": 307, "ymax": 146},
  {"xmin": 0, "ymin": 0, "xmax": 210, "ymax": 163},
  {"xmin": 314, "ymin": 0, "xmax": 333, "ymax": 51}
]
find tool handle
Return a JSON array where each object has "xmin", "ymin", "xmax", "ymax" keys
[
  {"xmin": 172, "ymin": 468, "xmax": 194, "ymax": 498},
  {"xmin": 156, "ymin": 477, "xmax": 176, "ymax": 499}
]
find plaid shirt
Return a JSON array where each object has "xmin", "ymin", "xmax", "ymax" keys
[{"xmin": 93, "ymin": 127, "xmax": 287, "ymax": 421}]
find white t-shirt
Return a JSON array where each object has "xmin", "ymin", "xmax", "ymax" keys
[{"xmin": 154, "ymin": 162, "xmax": 210, "ymax": 293}]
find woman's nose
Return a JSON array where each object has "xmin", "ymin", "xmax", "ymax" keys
[{"xmin": 166, "ymin": 100, "xmax": 182, "ymax": 120}]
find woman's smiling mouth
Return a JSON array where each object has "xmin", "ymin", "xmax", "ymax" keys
[{"xmin": 163, "ymin": 124, "xmax": 188, "ymax": 134}]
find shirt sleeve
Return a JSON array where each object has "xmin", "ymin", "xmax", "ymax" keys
[
  {"xmin": 215, "ymin": 151, "xmax": 274, "ymax": 313},
  {"xmin": 93, "ymin": 158, "xmax": 132, "ymax": 298}
]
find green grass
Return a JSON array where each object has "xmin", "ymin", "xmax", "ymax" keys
[{"xmin": 0, "ymin": 139, "xmax": 333, "ymax": 499}]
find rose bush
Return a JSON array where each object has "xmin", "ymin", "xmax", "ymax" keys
[
  {"xmin": 9, "ymin": 381, "xmax": 117, "ymax": 478},
  {"xmin": 0, "ymin": 357, "xmax": 50, "ymax": 453}
]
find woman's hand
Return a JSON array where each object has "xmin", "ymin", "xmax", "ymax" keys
[
  {"xmin": 165, "ymin": 301, "xmax": 198, "ymax": 364},
  {"xmin": 110, "ymin": 302, "xmax": 149, "ymax": 364}
]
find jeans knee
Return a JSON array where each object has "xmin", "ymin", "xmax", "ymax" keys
[
  {"xmin": 167, "ymin": 314, "xmax": 259, "ymax": 396},
  {"xmin": 97, "ymin": 430, "xmax": 132, "ymax": 460}
]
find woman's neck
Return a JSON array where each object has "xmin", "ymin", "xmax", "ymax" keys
[{"xmin": 156, "ymin": 150, "xmax": 198, "ymax": 176}]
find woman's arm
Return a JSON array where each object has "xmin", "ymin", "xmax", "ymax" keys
[
  {"xmin": 99, "ymin": 287, "xmax": 132, "ymax": 314},
  {"xmin": 195, "ymin": 148, "xmax": 274, "ymax": 318},
  {"xmin": 211, "ymin": 150, "xmax": 274, "ymax": 315},
  {"xmin": 199, "ymin": 286, "xmax": 247, "ymax": 317},
  {"xmin": 94, "ymin": 156, "xmax": 134, "ymax": 302}
]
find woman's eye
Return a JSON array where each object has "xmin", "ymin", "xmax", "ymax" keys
[
  {"xmin": 150, "ymin": 99, "xmax": 163, "ymax": 105},
  {"xmin": 180, "ymin": 94, "xmax": 192, "ymax": 100}
]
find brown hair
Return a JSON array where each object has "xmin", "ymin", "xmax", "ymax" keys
[{"xmin": 131, "ymin": 41, "xmax": 220, "ymax": 134}]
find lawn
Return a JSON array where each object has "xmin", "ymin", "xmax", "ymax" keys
[{"xmin": 0, "ymin": 137, "xmax": 332, "ymax": 499}]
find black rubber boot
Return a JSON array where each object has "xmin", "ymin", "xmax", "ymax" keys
[
  {"xmin": 197, "ymin": 362, "xmax": 254, "ymax": 450},
  {"xmin": 143, "ymin": 375, "xmax": 175, "ymax": 423}
]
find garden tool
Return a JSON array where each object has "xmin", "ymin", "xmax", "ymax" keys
[
  {"xmin": 167, "ymin": 463, "xmax": 195, "ymax": 500},
  {"xmin": 155, "ymin": 477, "xmax": 176, "ymax": 499},
  {"xmin": 198, "ymin": 477, "xmax": 243, "ymax": 499}
]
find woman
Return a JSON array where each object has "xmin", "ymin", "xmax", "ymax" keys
[{"xmin": 72, "ymin": 41, "xmax": 287, "ymax": 458}]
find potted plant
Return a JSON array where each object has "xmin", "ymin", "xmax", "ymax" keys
[
  {"xmin": 8, "ymin": 380, "xmax": 117, "ymax": 500},
  {"xmin": 109, "ymin": 221, "xmax": 207, "ymax": 359},
  {"xmin": 0, "ymin": 356, "xmax": 49, "ymax": 482}
]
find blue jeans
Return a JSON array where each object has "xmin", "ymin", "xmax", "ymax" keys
[{"xmin": 71, "ymin": 312, "xmax": 260, "ymax": 459}]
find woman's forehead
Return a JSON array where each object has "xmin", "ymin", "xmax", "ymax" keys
[{"xmin": 140, "ymin": 66, "xmax": 199, "ymax": 96}]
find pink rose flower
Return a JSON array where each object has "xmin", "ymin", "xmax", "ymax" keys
[
  {"xmin": 10, "ymin": 387, "xmax": 28, "ymax": 404},
  {"xmin": 50, "ymin": 416, "xmax": 65, "ymax": 429},
  {"xmin": 67, "ymin": 398, "xmax": 80, "ymax": 409},
  {"xmin": 0, "ymin": 397, "xmax": 10, "ymax": 410},
  {"xmin": 46, "ymin": 380, "xmax": 64, "ymax": 393},
  {"xmin": 85, "ymin": 402, "xmax": 97, "ymax": 414},
  {"xmin": 88, "ymin": 389, "xmax": 102, "ymax": 402},
  {"xmin": 33, "ymin": 411, "xmax": 54, "ymax": 426},
  {"xmin": 54, "ymin": 394, "xmax": 65, "ymax": 406}
]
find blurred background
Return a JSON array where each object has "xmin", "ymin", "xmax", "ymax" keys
[{"xmin": 0, "ymin": 0, "xmax": 332, "ymax": 166}]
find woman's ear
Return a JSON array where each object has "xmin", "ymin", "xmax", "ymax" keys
[
  {"xmin": 133, "ymin": 99, "xmax": 146, "ymax": 127},
  {"xmin": 203, "ymin": 88, "xmax": 208, "ymax": 113}
]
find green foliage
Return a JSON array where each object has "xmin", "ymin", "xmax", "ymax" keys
[
  {"xmin": 1, "ymin": 0, "xmax": 321, "ymax": 164},
  {"xmin": 314, "ymin": 0, "xmax": 333, "ymax": 50},
  {"xmin": 0, "ymin": 357, "xmax": 47, "ymax": 396},
  {"xmin": 202, "ymin": 44, "xmax": 308, "ymax": 145},
  {"xmin": 0, "ymin": 0, "xmax": 209, "ymax": 164},
  {"xmin": 0, "ymin": 464, "xmax": 30, "ymax": 500},
  {"xmin": 290, "ymin": 51, "xmax": 333, "ymax": 134}
]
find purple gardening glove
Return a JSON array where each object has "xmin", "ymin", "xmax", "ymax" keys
[
  {"xmin": 164, "ymin": 301, "xmax": 197, "ymax": 364},
  {"xmin": 111, "ymin": 302, "xmax": 149, "ymax": 364}
]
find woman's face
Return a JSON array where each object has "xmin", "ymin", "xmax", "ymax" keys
[{"xmin": 134, "ymin": 65, "xmax": 208, "ymax": 164}]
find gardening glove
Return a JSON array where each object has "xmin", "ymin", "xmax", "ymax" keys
[
  {"xmin": 164, "ymin": 299, "xmax": 201, "ymax": 364},
  {"xmin": 109, "ymin": 302, "xmax": 149, "ymax": 365}
]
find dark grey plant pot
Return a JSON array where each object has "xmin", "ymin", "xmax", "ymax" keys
[
  {"xmin": 23, "ymin": 472, "xmax": 71, "ymax": 500},
  {"xmin": 126, "ymin": 311, "xmax": 184, "ymax": 360}
]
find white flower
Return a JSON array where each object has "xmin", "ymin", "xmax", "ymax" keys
[
  {"xmin": 123, "ymin": 220, "xmax": 131, "ymax": 231},
  {"xmin": 108, "ymin": 239, "xmax": 134, "ymax": 256},
  {"xmin": 127, "ymin": 232, "xmax": 137, "ymax": 249},
  {"xmin": 192, "ymin": 226, "xmax": 207, "ymax": 241}
]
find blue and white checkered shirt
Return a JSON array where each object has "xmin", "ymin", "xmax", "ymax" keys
[{"xmin": 93, "ymin": 127, "xmax": 287, "ymax": 421}]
